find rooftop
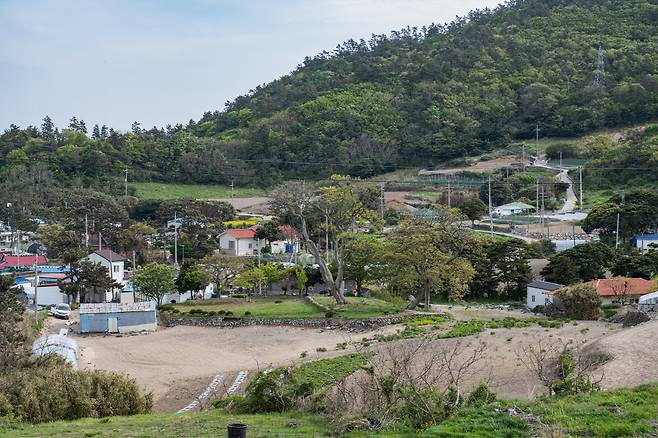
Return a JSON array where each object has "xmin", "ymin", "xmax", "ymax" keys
[
  {"xmin": 91, "ymin": 249, "xmax": 126, "ymax": 262},
  {"xmin": 528, "ymin": 281, "xmax": 563, "ymax": 291},
  {"xmin": 224, "ymin": 229, "xmax": 256, "ymax": 239},
  {"xmin": 586, "ymin": 278, "xmax": 655, "ymax": 297}
]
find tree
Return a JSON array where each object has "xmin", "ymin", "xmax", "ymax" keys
[
  {"xmin": 281, "ymin": 265, "xmax": 308, "ymax": 295},
  {"xmin": 460, "ymin": 196, "xmax": 487, "ymax": 226},
  {"xmin": 468, "ymin": 237, "xmax": 532, "ymax": 299},
  {"xmin": 384, "ymin": 219, "xmax": 475, "ymax": 309},
  {"xmin": 62, "ymin": 261, "xmax": 123, "ymax": 303},
  {"xmin": 133, "ymin": 263, "xmax": 175, "ymax": 304},
  {"xmin": 271, "ymin": 179, "xmax": 378, "ymax": 304},
  {"xmin": 582, "ymin": 192, "xmax": 658, "ymax": 244},
  {"xmin": 201, "ymin": 253, "xmax": 246, "ymax": 293},
  {"xmin": 612, "ymin": 250, "xmax": 658, "ymax": 279},
  {"xmin": 175, "ymin": 261, "xmax": 211, "ymax": 300},
  {"xmin": 254, "ymin": 220, "xmax": 283, "ymax": 250},
  {"xmin": 343, "ymin": 233, "xmax": 385, "ymax": 296},
  {"xmin": 38, "ymin": 224, "xmax": 86, "ymax": 264},
  {"xmin": 554, "ymin": 284, "xmax": 602, "ymax": 320},
  {"xmin": 541, "ymin": 243, "xmax": 615, "ymax": 285},
  {"xmin": 0, "ymin": 276, "xmax": 26, "ymax": 372}
]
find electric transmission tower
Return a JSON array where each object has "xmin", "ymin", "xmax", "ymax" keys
[{"xmin": 594, "ymin": 43, "xmax": 605, "ymax": 88}]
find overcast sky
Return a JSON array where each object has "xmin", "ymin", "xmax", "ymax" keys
[{"xmin": 0, "ymin": 0, "xmax": 503, "ymax": 131}]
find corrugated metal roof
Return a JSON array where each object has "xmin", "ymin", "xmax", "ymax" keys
[
  {"xmin": 80, "ymin": 301, "xmax": 156, "ymax": 314},
  {"xmin": 527, "ymin": 281, "xmax": 563, "ymax": 291}
]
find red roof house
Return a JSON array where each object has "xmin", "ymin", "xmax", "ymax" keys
[
  {"xmin": 0, "ymin": 254, "xmax": 48, "ymax": 269},
  {"xmin": 586, "ymin": 278, "xmax": 655, "ymax": 303}
]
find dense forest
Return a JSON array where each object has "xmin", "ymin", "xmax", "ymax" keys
[{"xmin": 1, "ymin": 0, "xmax": 657, "ymax": 196}]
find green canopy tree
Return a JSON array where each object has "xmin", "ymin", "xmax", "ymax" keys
[
  {"xmin": 176, "ymin": 261, "xmax": 211, "ymax": 300},
  {"xmin": 460, "ymin": 196, "xmax": 488, "ymax": 226},
  {"xmin": 201, "ymin": 253, "xmax": 246, "ymax": 293},
  {"xmin": 0, "ymin": 276, "xmax": 26, "ymax": 372},
  {"xmin": 271, "ymin": 178, "xmax": 379, "ymax": 304},
  {"xmin": 384, "ymin": 219, "xmax": 475, "ymax": 309},
  {"xmin": 343, "ymin": 233, "xmax": 385, "ymax": 296},
  {"xmin": 133, "ymin": 263, "xmax": 175, "ymax": 304},
  {"xmin": 541, "ymin": 243, "xmax": 615, "ymax": 285}
]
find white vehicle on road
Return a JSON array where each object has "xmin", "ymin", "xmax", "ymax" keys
[{"xmin": 49, "ymin": 303, "xmax": 71, "ymax": 320}]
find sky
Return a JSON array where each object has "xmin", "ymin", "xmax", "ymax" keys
[{"xmin": 0, "ymin": 0, "xmax": 503, "ymax": 131}]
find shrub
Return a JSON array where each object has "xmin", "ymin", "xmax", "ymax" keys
[
  {"xmin": 555, "ymin": 285, "xmax": 602, "ymax": 320},
  {"xmin": 316, "ymin": 347, "xmax": 327, "ymax": 353},
  {"xmin": 300, "ymin": 351, "xmax": 308, "ymax": 358},
  {"xmin": 466, "ymin": 384, "xmax": 497, "ymax": 407},
  {"xmin": 0, "ymin": 362, "xmax": 152, "ymax": 423},
  {"xmin": 325, "ymin": 310, "xmax": 337, "ymax": 318},
  {"xmin": 274, "ymin": 300, "xmax": 282, "ymax": 304},
  {"xmin": 225, "ymin": 311, "xmax": 233, "ymax": 316},
  {"xmin": 244, "ymin": 311, "xmax": 251, "ymax": 316},
  {"xmin": 232, "ymin": 294, "xmax": 247, "ymax": 299}
]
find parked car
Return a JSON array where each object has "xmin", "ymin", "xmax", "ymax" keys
[{"xmin": 49, "ymin": 303, "xmax": 71, "ymax": 320}]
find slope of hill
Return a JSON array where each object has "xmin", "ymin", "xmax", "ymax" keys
[{"xmin": 1, "ymin": 0, "xmax": 657, "ymax": 194}]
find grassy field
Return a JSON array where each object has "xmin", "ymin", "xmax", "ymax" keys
[
  {"xmin": 428, "ymin": 384, "xmax": 658, "ymax": 437},
  {"xmin": 171, "ymin": 296, "xmax": 404, "ymax": 319},
  {"xmin": 131, "ymin": 182, "xmax": 266, "ymax": 200},
  {"xmin": 5, "ymin": 384, "xmax": 656, "ymax": 437}
]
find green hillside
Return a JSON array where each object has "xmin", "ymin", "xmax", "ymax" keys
[{"xmin": 1, "ymin": 0, "xmax": 657, "ymax": 208}]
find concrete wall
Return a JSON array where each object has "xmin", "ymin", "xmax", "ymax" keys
[
  {"xmin": 18, "ymin": 283, "xmax": 68, "ymax": 306},
  {"xmin": 80, "ymin": 310, "xmax": 156, "ymax": 333}
]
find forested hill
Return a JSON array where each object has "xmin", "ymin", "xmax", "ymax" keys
[{"xmin": 2, "ymin": 0, "xmax": 658, "ymax": 189}]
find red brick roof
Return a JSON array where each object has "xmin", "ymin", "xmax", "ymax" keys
[
  {"xmin": 225, "ymin": 229, "xmax": 255, "ymax": 239},
  {"xmin": 0, "ymin": 255, "xmax": 48, "ymax": 268},
  {"xmin": 586, "ymin": 278, "xmax": 655, "ymax": 297}
]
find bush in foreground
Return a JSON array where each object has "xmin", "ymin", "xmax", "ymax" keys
[
  {"xmin": 555, "ymin": 284, "xmax": 602, "ymax": 320},
  {"xmin": 0, "ymin": 361, "xmax": 152, "ymax": 423}
]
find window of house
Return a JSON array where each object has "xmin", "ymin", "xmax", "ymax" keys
[
  {"xmin": 248, "ymin": 243, "xmax": 253, "ymax": 249},
  {"xmin": 113, "ymin": 265, "xmax": 119, "ymax": 273},
  {"xmin": 228, "ymin": 240, "xmax": 235, "ymax": 249},
  {"xmin": 531, "ymin": 295, "xmax": 535, "ymax": 302}
]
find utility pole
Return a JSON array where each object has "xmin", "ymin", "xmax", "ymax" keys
[
  {"xmin": 325, "ymin": 213, "xmax": 329, "ymax": 255},
  {"xmin": 33, "ymin": 262, "xmax": 38, "ymax": 322},
  {"xmin": 615, "ymin": 191, "xmax": 625, "ymax": 249},
  {"xmin": 85, "ymin": 214, "xmax": 89, "ymax": 248},
  {"xmin": 447, "ymin": 179, "xmax": 451, "ymax": 209},
  {"xmin": 488, "ymin": 175, "xmax": 493, "ymax": 234},
  {"xmin": 536, "ymin": 124, "xmax": 540, "ymax": 161},
  {"xmin": 579, "ymin": 166, "xmax": 584, "ymax": 210},
  {"xmin": 98, "ymin": 232, "xmax": 102, "ymax": 250},
  {"xmin": 124, "ymin": 168, "xmax": 128, "ymax": 197},
  {"xmin": 559, "ymin": 151, "xmax": 562, "ymax": 168},
  {"xmin": 230, "ymin": 180, "xmax": 234, "ymax": 199},
  {"xmin": 380, "ymin": 183, "xmax": 385, "ymax": 220},
  {"xmin": 173, "ymin": 212, "xmax": 178, "ymax": 266},
  {"xmin": 536, "ymin": 181, "xmax": 539, "ymax": 218},
  {"xmin": 541, "ymin": 181, "xmax": 546, "ymax": 236}
]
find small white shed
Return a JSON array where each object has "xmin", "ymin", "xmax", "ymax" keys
[
  {"xmin": 639, "ymin": 291, "xmax": 658, "ymax": 305},
  {"xmin": 527, "ymin": 281, "xmax": 563, "ymax": 309}
]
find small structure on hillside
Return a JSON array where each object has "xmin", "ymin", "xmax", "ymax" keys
[
  {"xmin": 526, "ymin": 281, "xmax": 563, "ymax": 310},
  {"xmin": 80, "ymin": 301, "xmax": 157, "ymax": 334},
  {"xmin": 632, "ymin": 234, "xmax": 658, "ymax": 253},
  {"xmin": 218, "ymin": 229, "xmax": 263, "ymax": 256},
  {"xmin": 494, "ymin": 202, "xmax": 536, "ymax": 217}
]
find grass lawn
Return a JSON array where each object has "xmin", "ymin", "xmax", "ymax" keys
[
  {"xmin": 173, "ymin": 296, "xmax": 325, "ymax": 319},
  {"xmin": 131, "ymin": 182, "xmax": 266, "ymax": 200},
  {"xmin": 314, "ymin": 296, "xmax": 405, "ymax": 318},
  {"xmin": 428, "ymin": 384, "xmax": 658, "ymax": 437},
  {"xmin": 0, "ymin": 410, "xmax": 333, "ymax": 437},
  {"xmin": 171, "ymin": 296, "xmax": 404, "ymax": 319}
]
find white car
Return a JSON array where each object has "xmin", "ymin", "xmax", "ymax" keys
[{"xmin": 49, "ymin": 303, "xmax": 71, "ymax": 320}]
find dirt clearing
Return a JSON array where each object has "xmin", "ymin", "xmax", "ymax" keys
[{"xmin": 75, "ymin": 324, "xmax": 397, "ymax": 411}]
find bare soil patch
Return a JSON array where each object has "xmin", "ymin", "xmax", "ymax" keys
[{"xmin": 74, "ymin": 324, "xmax": 397, "ymax": 411}]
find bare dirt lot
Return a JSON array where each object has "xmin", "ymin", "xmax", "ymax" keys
[
  {"xmin": 420, "ymin": 156, "xmax": 524, "ymax": 175},
  {"xmin": 74, "ymin": 324, "xmax": 397, "ymax": 412}
]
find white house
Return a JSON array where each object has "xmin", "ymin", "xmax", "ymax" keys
[
  {"xmin": 218, "ymin": 229, "xmax": 264, "ymax": 256},
  {"xmin": 633, "ymin": 234, "xmax": 658, "ymax": 253},
  {"xmin": 84, "ymin": 249, "xmax": 126, "ymax": 302},
  {"xmin": 86, "ymin": 249, "xmax": 126, "ymax": 284},
  {"xmin": 494, "ymin": 202, "xmax": 536, "ymax": 217},
  {"xmin": 526, "ymin": 281, "xmax": 563, "ymax": 309}
]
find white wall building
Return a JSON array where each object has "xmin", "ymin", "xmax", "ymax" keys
[
  {"xmin": 526, "ymin": 281, "xmax": 563, "ymax": 309},
  {"xmin": 218, "ymin": 229, "xmax": 264, "ymax": 256},
  {"xmin": 633, "ymin": 234, "xmax": 658, "ymax": 253},
  {"xmin": 85, "ymin": 249, "xmax": 126, "ymax": 284}
]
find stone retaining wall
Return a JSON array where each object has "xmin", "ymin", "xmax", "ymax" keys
[{"xmin": 158, "ymin": 311, "xmax": 433, "ymax": 332}]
